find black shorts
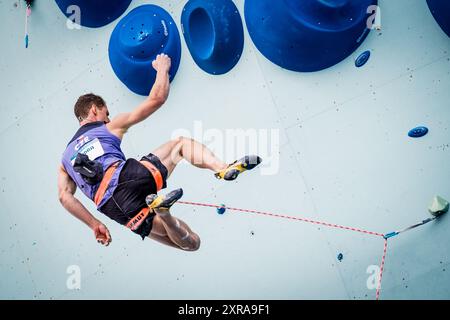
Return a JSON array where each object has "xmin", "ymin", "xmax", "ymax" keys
[{"xmin": 99, "ymin": 153, "xmax": 168, "ymax": 239}]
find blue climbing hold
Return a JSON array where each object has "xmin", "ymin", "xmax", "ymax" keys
[
  {"xmin": 244, "ymin": 0, "xmax": 378, "ymax": 72},
  {"xmin": 108, "ymin": 5, "xmax": 182, "ymax": 96},
  {"xmin": 337, "ymin": 253, "xmax": 344, "ymax": 261},
  {"xmin": 217, "ymin": 204, "xmax": 226, "ymax": 215},
  {"xmin": 408, "ymin": 126, "xmax": 429, "ymax": 138},
  {"xmin": 355, "ymin": 50, "xmax": 371, "ymax": 67},
  {"xmin": 181, "ymin": 0, "xmax": 244, "ymax": 75},
  {"xmin": 55, "ymin": 0, "xmax": 132, "ymax": 28},
  {"xmin": 426, "ymin": 0, "xmax": 450, "ymax": 38}
]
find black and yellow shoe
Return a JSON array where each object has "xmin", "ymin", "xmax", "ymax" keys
[
  {"xmin": 145, "ymin": 188, "xmax": 183, "ymax": 210},
  {"xmin": 214, "ymin": 155, "xmax": 262, "ymax": 181}
]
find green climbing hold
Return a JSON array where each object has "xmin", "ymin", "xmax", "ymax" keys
[{"xmin": 428, "ymin": 195, "xmax": 449, "ymax": 217}]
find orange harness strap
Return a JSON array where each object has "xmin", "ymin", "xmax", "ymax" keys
[
  {"xmin": 125, "ymin": 161, "xmax": 163, "ymax": 231},
  {"xmin": 94, "ymin": 160, "xmax": 163, "ymax": 231},
  {"xmin": 139, "ymin": 160, "xmax": 164, "ymax": 192},
  {"xmin": 94, "ymin": 160, "xmax": 164, "ymax": 207},
  {"xmin": 126, "ymin": 207, "xmax": 151, "ymax": 231},
  {"xmin": 94, "ymin": 162, "xmax": 119, "ymax": 207}
]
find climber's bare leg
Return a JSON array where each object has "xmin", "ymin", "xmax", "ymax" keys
[
  {"xmin": 148, "ymin": 213, "xmax": 200, "ymax": 251},
  {"xmin": 151, "ymin": 136, "xmax": 228, "ymax": 177}
]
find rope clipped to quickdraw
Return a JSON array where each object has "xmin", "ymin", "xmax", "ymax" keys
[{"xmin": 24, "ymin": 0, "xmax": 34, "ymax": 48}]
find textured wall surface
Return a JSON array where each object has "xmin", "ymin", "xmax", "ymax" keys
[{"xmin": 0, "ymin": 0, "xmax": 449, "ymax": 300}]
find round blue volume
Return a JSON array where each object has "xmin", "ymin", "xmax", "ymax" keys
[
  {"xmin": 408, "ymin": 126, "xmax": 429, "ymax": 138},
  {"xmin": 355, "ymin": 50, "xmax": 370, "ymax": 67}
]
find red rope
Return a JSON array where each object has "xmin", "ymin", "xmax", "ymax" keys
[
  {"xmin": 178, "ymin": 200, "xmax": 389, "ymax": 300},
  {"xmin": 376, "ymin": 239, "xmax": 388, "ymax": 300},
  {"xmin": 179, "ymin": 200, "xmax": 384, "ymax": 237}
]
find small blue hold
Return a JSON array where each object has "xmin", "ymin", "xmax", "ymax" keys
[
  {"xmin": 337, "ymin": 253, "xmax": 344, "ymax": 262},
  {"xmin": 355, "ymin": 50, "xmax": 370, "ymax": 68},
  {"xmin": 408, "ymin": 126, "xmax": 429, "ymax": 138},
  {"xmin": 217, "ymin": 204, "xmax": 226, "ymax": 215}
]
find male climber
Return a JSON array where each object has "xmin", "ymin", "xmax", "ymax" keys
[{"xmin": 57, "ymin": 54, "xmax": 261, "ymax": 251}]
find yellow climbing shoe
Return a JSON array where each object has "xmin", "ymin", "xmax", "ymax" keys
[
  {"xmin": 214, "ymin": 155, "xmax": 262, "ymax": 181},
  {"xmin": 145, "ymin": 188, "xmax": 183, "ymax": 210}
]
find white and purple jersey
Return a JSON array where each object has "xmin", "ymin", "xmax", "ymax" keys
[{"xmin": 61, "ymin": 122, "xmax": 126, "ymax": 209}]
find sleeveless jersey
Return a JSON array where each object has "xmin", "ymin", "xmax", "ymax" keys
[{"xmin": 61, "ymin": 122, "xmax": 126, "ymax": 209}]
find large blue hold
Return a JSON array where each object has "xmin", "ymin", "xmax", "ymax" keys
[
  {"xmin": 181, "ymin": 0, "xmax": 244, "ymax": 75},
  {"xmin": 55, "ymin": 0, "xmax": 132, "ymax": 28},
  {"xmin": 426, "ymin": 0, "xmax": 450, "ymax": 38},
  {"xmin": 244, "ymin": 0, "xmax": 378, "ymax": 72},
  {"xmin": 108, "ymin": 5, "xmax": 181, "ymax": 96}
]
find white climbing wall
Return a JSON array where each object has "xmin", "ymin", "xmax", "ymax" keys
[{"xmin": 0, "ymin": 0, "xmax": 449, "ymax": 300}]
